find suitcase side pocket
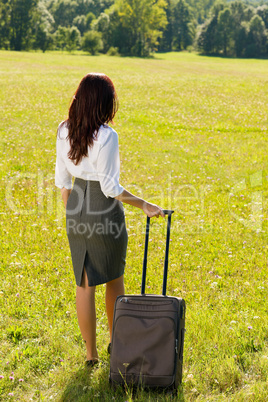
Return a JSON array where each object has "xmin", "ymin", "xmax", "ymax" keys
[{"xmin": 110, "ymin": 314, "xmax": 177, "ymax": 386}]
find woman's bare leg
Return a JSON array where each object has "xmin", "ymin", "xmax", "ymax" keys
[
  {"xmin": 105, "ymin": 275, "xmax": 125, "ymax": 340},
  {"xmin": 76, "ymin": 269, "xmax": 98, "ymax": 361}
]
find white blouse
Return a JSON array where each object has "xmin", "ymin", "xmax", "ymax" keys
[{"xmin": 55, "ymin": 122, "xmax": 124, "ymax": 198}]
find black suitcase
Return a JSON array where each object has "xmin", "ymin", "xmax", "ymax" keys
[{"xmin": 109, "ymin": 210, "xmax": 186, "ymax": 390}]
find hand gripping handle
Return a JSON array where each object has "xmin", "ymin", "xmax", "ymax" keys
[{"xmin": 141, "ymin": 210, "xmax": 174, "ymax": 296}]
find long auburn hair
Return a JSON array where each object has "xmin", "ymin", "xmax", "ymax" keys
[{"xmin": 66, "ymin": 73, "xmax": 118, "ymax": 165}]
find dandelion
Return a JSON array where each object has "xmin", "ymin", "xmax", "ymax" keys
[{"xmin": 210, "ymin": 282, "xmax": 218, "ymax": 288}]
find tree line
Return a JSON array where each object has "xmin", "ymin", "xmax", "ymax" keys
[
  {"xmin": 0, "ymin": 0, "xmax": 267, "ymax": 57},
  {"xmin": 198, "ymin": 1, "xmax": 268, "ymax": 57}
]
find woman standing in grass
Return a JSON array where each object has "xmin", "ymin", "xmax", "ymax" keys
[{"xmin": 55, "ymin": 73, "xmax": 164, "ymax": 367}]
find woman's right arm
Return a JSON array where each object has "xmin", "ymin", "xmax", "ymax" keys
[
  {"xmin": 97, "ymin": 129, "xmax": 164, "ymax": 217},
  {"xmin": 115, "ymin": 189, "xmax": 164, "ymax": 218}
]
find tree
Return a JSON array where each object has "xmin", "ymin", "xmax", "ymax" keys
[
  {"xmin": 217, "ymin": 8, "xmax": 232, "ymax": 56},
  {"xmin": 172, "ymin": 0, "xmax": 195, "ymax": 51},
  {"xmin": 235, "ymin": 21, "xmax": 249, "ymax": 57},
  {"xmin": 98, "ymin": 5, "xmax": 130, "ymax": 54},
  {"xmin": 112, "ymin": 0, "xmax": 167, "ymax": 56},
  {"xmin": 230, "ymin": 0, "xmax": 245, "ymax": 25},
  {"xmin": 50, "ymin": 0, "xmax": 78, "ymax": 27},
  {"xmin": 9, "ymin": 0, "xmax": 37, "ymax": 50},
  {"xmin": 73, "ymin": 15, "xmax": 87, "ymax": 35},
  {"xmin": 32, "ymin": 1, "xmax": 54, "ymax": 52},
  {"xmin": 86, "ymin": 11, "xmax": 95, "ymax": 27},
  {"xmin": 34, "ymin": 24, "xmax": 54, "ymax": 52},
  {"xmin": 228, "ymin": 1, "xmax": 248, "ymax": 57},
  {"xmin": 66, "ymin": 26, "xmax": 81, "ymax": 51},
  {"xmin": 197, "ymin": 15, "xmax": 218, "ymax": 54},
  {"xmin": 185, "ymin": 0, "xmax": 216, "ymax": 24},
  {"xmin": 0, "ymin": 0, "xmax": 11, "ymax": 49},
  {"xmin": 75, "ymin": 0, "xmax": 94, "ymax": 16},
  {"xmin": 197, "ymin": 2, "xmax": 229, "ymax": 55},
  {"xmin": 91, "ymin": 12, "xmax": 110, "ymax": 52},
  {"xmin": 53, "ymin": 25, "xmax": 68, "ymax": 50},
  {"xmin": 81, "ymin": 0, "xmax": 113, "ymax": 16},
  {"xmin": 257, "ymin": 5, "xmax": 268, "ymax": 29},
  {"xmin": 245, "ymin": 14, "xmax": 267, "ymax": 58},
  {"xmin": 81, "ymin": 30, "xmax": 103, "ymax": 54},
  {"xmin": 243, "ymin": 6, "xmax": 255, "ymax": 23},
  {"xmin": 158, "ymin": 0, "xmax": 173, "ymax": 52}
]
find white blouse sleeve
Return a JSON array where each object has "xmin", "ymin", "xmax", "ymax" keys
[
  {"xmin": 97, "ymin": 130, "xmax": 124, "ymax": 198},
  {"xmin": 55, "ymin": 137, "xmax": 72, "ymax": 190}
]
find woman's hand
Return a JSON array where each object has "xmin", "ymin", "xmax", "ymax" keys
[
  {"xmin": 143, "ymin": 202, "xmax": 165, "ymax": 218},
  {"xmin": 61, "ymin": 187, "xmax": 71, "ymax": 208}
]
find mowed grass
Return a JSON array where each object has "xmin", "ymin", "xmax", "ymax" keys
[{"xmin": 0, "ymin": 50, "xmax": 267, "ymax": 401}]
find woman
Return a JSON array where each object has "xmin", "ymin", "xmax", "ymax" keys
[{"xmin": 55, "ymin": 73, "xmax": 164, "ymax": 367}]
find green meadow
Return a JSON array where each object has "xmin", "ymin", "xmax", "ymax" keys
[{"xmin": 0, "ymin": 50, "xmax": 267, "ymax": 401}]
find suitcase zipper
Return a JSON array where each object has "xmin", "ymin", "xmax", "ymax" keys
[{"xmin": 119, "ymin": 297, "xmax": 173, "ymax": 306}]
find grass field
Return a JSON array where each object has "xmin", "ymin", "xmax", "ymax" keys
[{"xmin": 0, "ymin": 50, "xmax": 267, "ymax": 401}]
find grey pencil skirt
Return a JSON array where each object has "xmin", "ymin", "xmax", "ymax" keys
[{"xmin": 66, "ymin": 178, "xmax": 128, "ymax": 287}]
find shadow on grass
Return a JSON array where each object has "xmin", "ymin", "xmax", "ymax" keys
[
  {"xmin": 197, "ymin": 52, "xmax": 268, "ymax": 60},
  {"xmin": 59, "ymin": 362, "xmax": 185, "ymax": 402}
]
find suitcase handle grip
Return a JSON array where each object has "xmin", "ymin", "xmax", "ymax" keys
[
  {"xmin": 162, "ymin": 209, "xmax": 174, "ymax": 216},
  {"xmin": 141, "ymin": 210, "xmax": 174, "ymax": 296}
]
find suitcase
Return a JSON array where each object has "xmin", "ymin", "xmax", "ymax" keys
[{"xmin": 109, "ymin": 210, "xmax": 186, "ymax": 390}]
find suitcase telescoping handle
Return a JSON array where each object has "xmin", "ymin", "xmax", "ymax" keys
[{"xmin": 141, "ymin": 209, "xmax": 174, "ymax": 296}]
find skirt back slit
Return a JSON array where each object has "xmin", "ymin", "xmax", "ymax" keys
[{"xmin": 66, "ymin": 178, "xmax": 128, "ymax": 286}]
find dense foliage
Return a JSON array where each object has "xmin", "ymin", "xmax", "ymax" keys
[
  {"xmin": 0, "ymin": 0, "xmax": 268, "ymax": 56},
  {"xmin": 198, "ymin": 1, "xmax": 268, "ymax": 57}
]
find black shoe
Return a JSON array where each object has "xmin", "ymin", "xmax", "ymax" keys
[
  {"xmin": 107, "ymin": 343, "xmax": 111, "ymax": 354},
  {"xmin": 85, "ymin": 359, "xmax": 98, "ymax": 368}
]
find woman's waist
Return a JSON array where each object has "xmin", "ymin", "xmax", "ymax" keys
[
  {"xmin": 67, "ymin": 178, "xmax": 124, "ymax": 216},
  {"xmin": 73, "ymin": 177, "xmax": 101, "ymax": 187}
]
